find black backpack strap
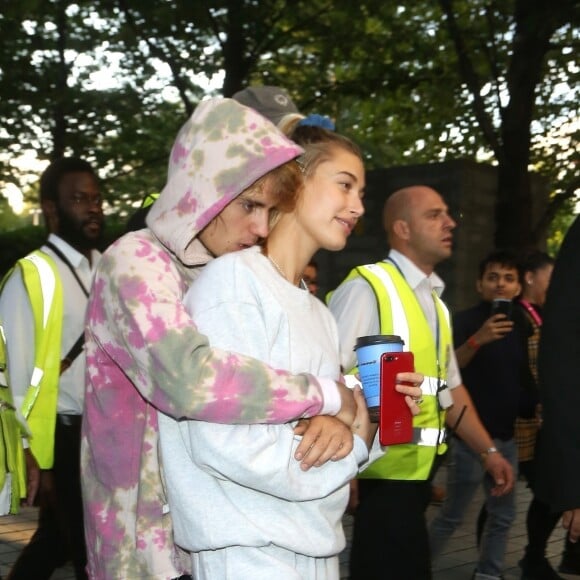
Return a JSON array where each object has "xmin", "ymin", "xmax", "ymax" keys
[
  {"xmin": 44, "ymin": 241, "xmax": 89, "ymax": 297},
  {"xmin": 60, "ymin": 334, "xmax": 85, "ymax": 375},
  {"xmin": 43, "ymin": 242, "xmax": 88, "ymax": 374}
]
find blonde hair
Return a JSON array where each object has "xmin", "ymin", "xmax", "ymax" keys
[
  {"xmin": 277, "ymin": 113, "xmax": 306, "ymax": 135},
  {"xmin": 289, "ymin": 125, "xmax": 362, "ymax": 179}
]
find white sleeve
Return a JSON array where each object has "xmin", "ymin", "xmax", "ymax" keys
[
  {"xmin": 446, "ymin": 343, "xmax": 462, "ymax": 389},
  {"xmin": 187, "ymin": 420, "xmax": 367, "ymax": 501},
  {"xmin": 328, "ymin": 277, "xmax": 380, "ymax": 372},
  {"xmin": 358, "ymin": 432, "xmax": 387, "ymax": 472}
]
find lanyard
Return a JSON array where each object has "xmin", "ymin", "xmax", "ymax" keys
[
  {"xmin": 45, "ymin": 241, "xmax": 89, "ymax": 297},
  {"xmin": 519, "ymin": 299, "xmax": 542, "ymax": 326},
  {"xmin": 386, "ymin": 257, "xmax": 442, "ymax": 379},
  {"xmin": 44, "ymin": 241, "xmax": 89, "ymax": 373}
]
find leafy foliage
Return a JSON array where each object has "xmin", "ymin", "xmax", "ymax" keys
[{"xmin": 0, "ymin": 0, "xmax": 578, "ymax": 246}]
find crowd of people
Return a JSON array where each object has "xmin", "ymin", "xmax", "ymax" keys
[{"xmin": 0, "ymin": 86, "xmax": 577, "ymax": 580}]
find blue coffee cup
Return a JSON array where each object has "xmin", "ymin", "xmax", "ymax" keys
[{"xmin": 354, "ymin": 335, "xmax": 404, "ymax": 416}]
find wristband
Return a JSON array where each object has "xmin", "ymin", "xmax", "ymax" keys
[
  {"xmin": 467, "ymin": 335, "xmax": 480, "ymax": 350},
  {"xmin": 480, "ymin": 446, "xmax": 498, "ymax": 462}
]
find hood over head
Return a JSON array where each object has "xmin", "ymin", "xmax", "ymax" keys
[{"xmin": 146, "ymin": 97, "xmax": 303, "ymax": 265}]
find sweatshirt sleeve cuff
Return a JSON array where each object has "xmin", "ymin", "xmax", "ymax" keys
[
  {"xmin": 317, "ymin": 377, "xmax": 341, "ymax": 416},
  {"xmin": 359, "ymin": 433, "xmax": 387, "ymax": 472},
  {"xmin": 352, "ymin": 435, "xmax": 370, "ymax": 466}
]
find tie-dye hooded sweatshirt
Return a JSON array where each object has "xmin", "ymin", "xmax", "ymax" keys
[{"xmin": 81, "ymin": 98, "xmax": 339, "ymax": 580}]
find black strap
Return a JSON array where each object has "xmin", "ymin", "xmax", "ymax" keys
[
  {"xmin": 44, "ymin": 241, "xmax": 89, "ymax": 297},
  {"xmin": 44, "ymin": 241, "xmax": 89, "ymax": 371},
  {"xmin": 61, "ymin": 334, "xmax": 85, "ymax": 370}
]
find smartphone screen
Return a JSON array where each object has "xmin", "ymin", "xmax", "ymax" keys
[{"xmin": 379, "ymin": 352, "xmax": 414, "ymax": 446}]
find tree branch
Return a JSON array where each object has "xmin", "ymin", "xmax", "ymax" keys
[
  {"xmin": 116, "ymin": 0, "xmax": 194, "ymax": 116},
  {"xmin": 482, "ymin": 1, "xmax": 506, "ymax": 118},
  {"xmin": 533, "ymin": 176, "xmax": 580, "ymax": 243},
  {"xmin": 437, "ymin": 0, "xmax": 503, "ymax": 160}
]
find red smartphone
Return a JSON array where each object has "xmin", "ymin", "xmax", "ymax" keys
[{"xmin": 379, "ymin": 352, "xmax": 414, "ymax": 446}]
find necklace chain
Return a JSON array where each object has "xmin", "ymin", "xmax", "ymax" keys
[
  {"xmin": 268, "ymin": 255, "xmax": 287, "ymax": 279},
  {"xmin": 266, "ymin": 254, "xmax": 307, "ymax": 290}
]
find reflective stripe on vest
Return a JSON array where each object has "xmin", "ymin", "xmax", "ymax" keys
[
  {"xmin": 414, "ymin": 426, "xmax": 447, "ymax": 446},
  {"xmin": 345, "ymin": 262, "xmax": 451, "ymax": 481},
  {"xmin": 420, "ymin": 376, "xmax": 440, "ymax": 396},
  {"xmin": 16, "ymin": 251, "xmax": 63, "ymax": 469},
  {"xmin": 361, "ymin": 263, "xmax": 410, "ymax": 347},
  {"xmin": 26, "ymin": 253, "xmax": 57, "ymax": 328}
]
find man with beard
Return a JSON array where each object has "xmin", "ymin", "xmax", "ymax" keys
[{"xmin": 0, "ymin": 157, "xmax": 104, "ymax": 579}]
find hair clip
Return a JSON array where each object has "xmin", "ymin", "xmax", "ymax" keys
[
  {"xmin": 297, "ymin": 114, "xmax": 335, "ymax": 131},
  {"xmin": 296, "ymin": 156, "xmax": 306, "ymax": 173}
]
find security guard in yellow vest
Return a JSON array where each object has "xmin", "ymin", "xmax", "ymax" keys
[
  {"xmin": 329, "ymin": 185, "xmax": 514, "ymax": 580},
  {"xmin": 0, "ymin": 250, "xmax": 63, "ymax": 518},
  {"xmin": 0, "ymin": 158, "xmax": 104, "ymax": 580}
]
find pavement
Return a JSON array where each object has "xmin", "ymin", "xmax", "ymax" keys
[{"xmin": 0, "ymin": 466, "xmax": 577, "ymax": 579}]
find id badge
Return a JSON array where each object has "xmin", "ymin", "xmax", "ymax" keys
[{"xmin": 438, "ymin": 384, "xmax": 453, "ymax": 409}]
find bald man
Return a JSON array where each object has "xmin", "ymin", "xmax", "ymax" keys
[{"xmin": 329, "ymin": 186, "xmax": 514, "ymax": 580}]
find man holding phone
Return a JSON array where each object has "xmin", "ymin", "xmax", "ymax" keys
[
  {"xmin": 429, "ymin": 250, "xmax": 524, "ymax": 579},
  {"xmin": 329, "ymin": 187, "xmax": 514, "ymax": 580}
]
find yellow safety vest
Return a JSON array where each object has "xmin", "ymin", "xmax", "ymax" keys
[
  {"xmin": 0, "ymin": 324, "xmax": 26, "ymax": 514},
  {"xmin": 2, "ymin": 251, "xmax": 63, "ymax": 470},
  {"xmin": 336, "ymin": 262, "xmax": 451, "ymax": 481}
]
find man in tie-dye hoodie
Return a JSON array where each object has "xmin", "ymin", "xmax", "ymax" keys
[{"xmin": 81, "ymin": 98, "xmax": 357, "ymax": 580}]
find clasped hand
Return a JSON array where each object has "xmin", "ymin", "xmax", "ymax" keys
[{"xmin": 293, "ymin": 372, "xmax": 424, "ymax": 470}]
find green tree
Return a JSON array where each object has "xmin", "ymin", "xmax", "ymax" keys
[
  {"xmin": 0, "ymin": 196, "xmax": 26, "ymax": 232},
  {"xmin": 265, "ymin": 0, "xmax": 578, "ymax": 249},
  {"xmin": 1, "ymin": 0, "xmax": 577, "ymax": 248},
  {"xmin": 435, "ymin": 0, "xmax": 578, "ymax": 248},
  {"xmin": 103, "ymin": 0, "xmax": 580, "ymax": 247},
  {"xmin": 0, "ymin": 0, "xmax": 179, "ymax": 213}
]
